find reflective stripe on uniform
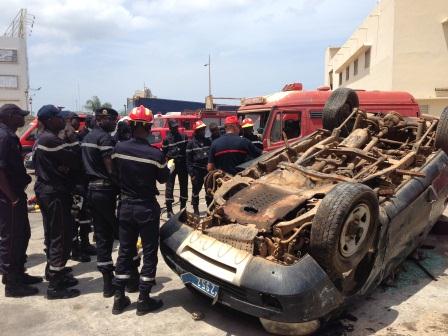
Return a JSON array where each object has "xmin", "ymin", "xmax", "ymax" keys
[
  {"xmin": 252, "ymin": 141, "xmax": 263, "ymax": 145},
  {"xmin": 115, "ymin": 274, "xmax": 131, "ymax": 279},
  {"xmin": 111, "ymin": 153, "xmax": 167, "ymax": 169},
  {"xmin": 140, "ymin": 276, "xmax": 155, "ymax": 282},
  {"xmin": 214, "ymin": 149, "xmax": 247, "ymax": 157},
  {"xmin": 186, "ymin": 146, "xmax": 210, "ymax": 153},
  {"xmin": 36, "ymin": 141, "xmax": 79, "ymax": 152},
  {"xmin": 162, "ymin": 140, "xmax": 188, "ymax": 148},
  {"xmin": 97, "ymin": 261, "xmax": 113, "ymax": 266},
  {"xmin": 78, "ymin": 219, "xmax": 91, "ymax": 224},
  {"xmin": 49, "ymin": 265, "xmax": 65, "ymax": 271},
  {"xmin": 81, "ymin": 143, "xmax": 114, "ymax": 151}
]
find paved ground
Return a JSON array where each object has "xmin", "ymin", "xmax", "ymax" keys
[{"xmin": 1, "ymin": 182, "xmax": 448, "ymax": 336}]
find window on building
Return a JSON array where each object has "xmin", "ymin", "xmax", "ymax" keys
[
  {"xmin": 345, "ymin": 67, "xmax": 350, "ymax": 81},
  {"xmin": 339, "ymin": 72, "xmax": 342, "ymax": 86},
  {"xmin": 0, "ymin": 49, "xmax": 18, "ymax": 63},
  {"xmin": 354, "ymin": 59, "xmax": 358, "ymax": 76},
  {"xmin": 0, "ymin": 75, "xmax": 18, "ymax": 89},
  {"xmin": 365, "ymin": 49, "xmax": 371, "ymax": 68}
]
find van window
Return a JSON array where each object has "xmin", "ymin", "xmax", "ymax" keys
[
  {"xmin": 147, "ymin": 131, "xmax": 162, "ymax": 145},
  {"xmin": 270, "ymin": 111, "xmax": 301, "ymax": 143},
  {"xmin": 182, "ymin": 120, "xmax": 192, "ymax": 130}
]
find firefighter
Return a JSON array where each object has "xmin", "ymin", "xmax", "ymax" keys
[
  {"xmin": 81, "ymin": 107, "xmax": 118, "ymax": 298},
  {"xmin": 186, "ymin": 120, "xmax": 212, "ymax": 215},
  {"xmin": 72, "ymin": 113, "xmax": 97, "ymax": 258},
  {"xmin": 241, "ymin": 117, "xmax": 264, "ymax": 151},
  {"xmin": 162, "ymin": 120, "xmax": 188, "ymax": 218},
  {"xmin": 208, "ymin": 115, "xmax": 262, "ymax": 175},
  {"xmin": 208, "ymin": 122, "xmax": 221, "ymax": 142},
  {"xmin": 0, "ymin": 104, "xmax": 42, "ymax": 297},
  {"xmin": 111, "ymin": 105, "xmax": 168, "ymax": 315},
  {"xmin": 34, "ymin": 105, "xmax": 80, "ymax": 299}
]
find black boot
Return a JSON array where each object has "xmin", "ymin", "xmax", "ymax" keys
[
  {"xmin": 102, "ymin": 272, "xmax": 115, "ymax": 298},
  {"xmin": 166, "ymin": 203, "xmax": 174, "ymax": 219},
  {"xmin": 180, "ymin": 200, "xmax": 187, "ymax": 211},
  {"xmin": 193, "ymin": 204, "xmax": 200, "ymax": 216},
  {"xmin": 46, "ymin": 272, "xmax": 80, "ymax": 300},
  {"xmin": 136, "ymin": 290, "xmax": 163, "ymax": 316},
  {"xmin": 2, "ymin": 273, "xmax": 43, "ymax": 285},
  {"xmin": 4, "ymin": 274, "xmax": 39, "ymax": 298},
  {"xmin": 80, "ymin": 228, "xmax": 97, "ymax": 256},
  {"xmin": 126, "ymin": 269, "xmax": 139, "ymax": 293},
  {"xmin": 112, "ymin": 289, "xmax": 131, "ymax": 315},
  {"xmin": 71, "ymin": 239, "xmax": 91, "ymax": 263}
]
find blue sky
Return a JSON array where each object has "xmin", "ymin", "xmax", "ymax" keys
[{"xmin": 0, "ymin": 0, "xmax": 378, "ymax": 112}]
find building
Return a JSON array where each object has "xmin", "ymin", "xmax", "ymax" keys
[
  {"xmin": 324, "ymin": 0, "xmax": 448, "ymax": 116},
  {"xmin": 0, "ymin": 9, "xmax": 31, "ymax": 110}
]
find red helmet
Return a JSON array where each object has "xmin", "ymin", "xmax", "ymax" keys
[
  {"xmin": 129, "ymin": 105, "xmax": 153, "ymax": 124},
  {"xmin": 241, "ymin": 118, "xmax": 254, "ymax": 128},
  {"xmin": 193, "ymin": 120, "xmax": 207, "ymax": 131},
  {"xmin": 224, "ymin": 115, "xmax": 240, "ymax": 126}
]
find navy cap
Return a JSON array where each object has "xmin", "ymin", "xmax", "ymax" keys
[
  {"xmin": 168, "ymin": 120, "xmax": 179, "ymax": 128},
  {"xmin": 0, "ymin": 104, "xmax": 29, "ymax": 118},
  {"xmin": 94, "ymin": 107, "xmax": 118, "ymax": 118},
  {"xmin": 37, "ymin": 105, "xmax": 62, "ymax": 121}
]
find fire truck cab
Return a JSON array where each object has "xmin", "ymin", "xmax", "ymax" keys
[{"xmin": 238, "ymin": 83, "xmax": 421, "ymax": 151}]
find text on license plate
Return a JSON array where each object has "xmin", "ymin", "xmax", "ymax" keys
[{"xmin": 180, "ymin": 272, "xmax": 219, "ymax": 298}]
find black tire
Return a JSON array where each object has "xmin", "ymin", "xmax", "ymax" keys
[
  {"xmin": 309, "ymin": 183, "xmax": 378, "ymax": 293},
  {"xmin": 435, "ymin": 106, "xmax": 448, "ymax": 154},
  {"xmin": 322, "ymin": 88, "xmax": 359, "ymax": 136}
]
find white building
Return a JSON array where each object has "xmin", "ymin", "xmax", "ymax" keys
[
  {"xmin": 0, "ymin": 10, "xmax": 31, "ymax": 110},
  {"xmin": 324, "ymin": 0, "xmax": 448, "ymax": 116}
]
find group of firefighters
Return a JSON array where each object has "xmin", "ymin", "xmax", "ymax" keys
[{"xmin": 0, "ymin": 102, "xmax": 262, "ymax": 315}]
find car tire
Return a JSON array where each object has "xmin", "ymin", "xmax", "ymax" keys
[
  {"xmin": 309, "ymin": 182, "xmax": 378, "ymax": 294},
  {"xmin": 322, "ymin": 88, "xmax": 359, "ymax": 136},
  {"xmin": 435, "ymin": 106, "xmax": 448, "ymax": 154}
]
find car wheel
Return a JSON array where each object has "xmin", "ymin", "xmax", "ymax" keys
[
  {"xmin": 309, "ymin": 182, "xmax": 378, "ymax": 294},
  {"xmin": 435, "ymin": 106, "xmax": 448, "ymax": 154},
  {"xmin": 322, "ymin": 88, "xmax": 359, "ymax": 136}
]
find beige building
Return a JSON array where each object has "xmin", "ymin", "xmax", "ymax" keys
[
  {"xmin": 0, "ymin": 10, "xmax": 30, "ymax": 110},
  {"xmin": 324, "ymin": 0, "xmax": 448, "ymax": 116}
]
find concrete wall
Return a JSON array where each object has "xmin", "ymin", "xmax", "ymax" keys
[
  {"xmin": 392, "ymin": 0, "xmax": 448, "ymax": 115},
  {"xmin": 0, "ymin": 36, "xmax": 28, "ymax": 109},
  {"xmin": 325, "ymin": 0, "xmax": 448, "ymax": 116}
]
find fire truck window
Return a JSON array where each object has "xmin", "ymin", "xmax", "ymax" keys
[
  {"xmin": 270, "ymin": 112, "xmax": 301, "ymax": 143},
  {"xmin": 27, "ymin": 128, "xmax": 38, "ymax": 141},
  {"xmin": 147, "ymin": 131, "xmax": 162, "ymax": 145},
  {"xmin": 182, "ymin": 120, "xmax": 192, "ymax": 130}
]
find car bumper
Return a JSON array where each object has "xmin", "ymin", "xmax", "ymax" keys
[{"xmin": 160, "ymin": 211, "xmax": 344, "ymax": 323}]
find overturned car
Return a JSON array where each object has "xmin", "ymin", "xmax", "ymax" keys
[{"xmin": 160, "ymin": 89, "xmax": 448, "ymax": 335}]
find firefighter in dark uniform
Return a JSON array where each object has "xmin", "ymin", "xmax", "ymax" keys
[
  {"xmin": 81, "ymin": 107, "xmax": 118, "ymax": 297},
  {"xmin": 34, "ymin": 105, "xmax": 80, "ymax": 299},
  {"xmin": 72, "ymin": 113, "xmax": 97, "ymax": 258},
  {"xmin": 111, "ymin": 105, "xmax": 168, "ymax": 315},
  {"xmin": 163, "ymin": 120, "xmax": 188, "ymax": 218},
  {"xmin": 186, "ymin": 120, "xmax": 212, "ymax": 215},
  {"xmin": 208, "ymin": 122, "xmax": 221, "ymax": 142},
  {"xmin": 241, "ymin": 117, "xmax": 264, "ymax": 151},
  {"xmin": 208, "ymin": 116, "xmax": 262, "ymax": 175},
  {"xmin": 0, "ymin": 104, "xmax": 42, "ymax": 297}
]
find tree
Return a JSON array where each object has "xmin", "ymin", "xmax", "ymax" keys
[{"xmin": 84, "ymin": 96, "xmax": 112, "ymax": 111}]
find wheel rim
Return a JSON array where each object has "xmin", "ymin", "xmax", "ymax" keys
[{"xmin": 339, "ymin": 203, "xmax": 371, "ymax": 258}]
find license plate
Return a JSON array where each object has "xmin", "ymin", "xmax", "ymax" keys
[{"xmin": 181, "ymin": 272, "xmax": 219, "ymax": 299}]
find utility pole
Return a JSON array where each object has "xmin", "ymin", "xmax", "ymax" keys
[
  {"xmin": 204, "ymin": 55, "xmax": 213, "ymax": 109},
  {"xmin": 208, "ymin": 54, "xmax": 212, "ymax": 96}
]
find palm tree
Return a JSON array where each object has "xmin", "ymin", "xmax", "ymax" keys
[{"xmin": 84, "ymin": 96, "xmax": 112, "ymax": 111}]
